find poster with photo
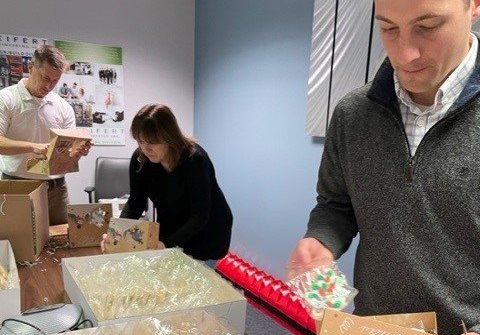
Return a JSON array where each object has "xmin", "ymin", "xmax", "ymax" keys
[
  {"xmin": 0, "ymin": 34, "xmax": 48, "ymax": 90},
  {"xmin": 54, "ymin": 40, "xmax": 125, "ymax": 146}
]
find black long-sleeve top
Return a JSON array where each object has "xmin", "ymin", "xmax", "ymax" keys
[{"xmin": 121, "ymin": 143, "xmax": 233, "ymax": 260}]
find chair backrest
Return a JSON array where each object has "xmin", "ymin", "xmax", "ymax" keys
[{"xmin": 94, "ymin": 157, "xmax": 130, "ymax": 203}]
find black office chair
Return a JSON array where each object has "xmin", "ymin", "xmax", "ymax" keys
[{"xmin": 84, "ymin": 157, "xmax": 131, "ymax": 203}]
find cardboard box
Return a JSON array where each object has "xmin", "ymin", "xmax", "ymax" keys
[
  {"xmin": 105, "ymin": 218, "xmax": 159, "ymax": 253},
  {"xmin": 67, "ymin": 204, "xmax": 113, "ymax": 248},
  {"xmin": 0, "ymin": 180, "xmax": 49, "ymax": 262},
  {"xmin": 368, "ymin": 311, "xmax": 437, "ymax": 332},
  {"xmin": 318, "ymin": 309, "xmax": 437, "ymax": 335},
  {"xmin": 0, "ymin": 240, "xmax": 20, "ymax": 322},
  {"xmin": 62, "ymin": 249, "xmax": 247, "ymax": 333},
  {"xmin": 27, "ymin": 128, "xmax": 91, "ymax": 176}
]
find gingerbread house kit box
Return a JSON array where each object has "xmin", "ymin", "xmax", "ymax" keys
[
  {"xmin": 27, "ymin": 128, "xmax": 92, "ymax": 176},
  {"xmin": 105, "ymin": 218, "xmax": 159, "ymax": 253},
  {"xmin": 68, "ymin": 204, "xmax": 113, "ymax": 248},
  {"xmin": 318, "ymin": 309, "xmax": 437, "ymax": 335}
]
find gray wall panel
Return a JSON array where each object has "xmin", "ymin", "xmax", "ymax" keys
[{"xmin": 306, "ymin": 0, "xmax": 336, "ymax": 136}]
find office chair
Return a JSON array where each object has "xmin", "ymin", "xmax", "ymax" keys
[
  {"xmin": 84, "ymin": 157, "xmax": 130, "ymax": 203},
  {"xmin": 84, "ymin": 157, "xmax": 155, "ymax": 221}
]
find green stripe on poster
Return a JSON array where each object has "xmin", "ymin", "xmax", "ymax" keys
[{"xmin": 54, "ymin": 40, "xmax": 122, "ymax": 65}]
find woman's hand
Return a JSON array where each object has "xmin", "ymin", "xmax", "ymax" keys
[{"xmin": 100, "ymin": 233, "xmax": 109, "ymax": 253}]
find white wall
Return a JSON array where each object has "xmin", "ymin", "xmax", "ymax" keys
[{"xmin": 0, "ymin": 0, "xmax": 195, "ymax": 204}]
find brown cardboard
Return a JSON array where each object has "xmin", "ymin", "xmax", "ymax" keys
[
  {"xmin": 368, "ymin": 312, "xmax": 437, "ymax": 333},
  {"xmin": 105, "ymin": 218, "xmax": 160, "ymax": 253},
  {"xmin": 0, "ymin": 181, "xmax": 49, "ymax": 262},
  {"xmin": 27, "ymin": 128, "xmax": 92, "ymax": 176},
  {"xmin": 67, "ymin": 203, "xmax": 113, "ymax": 248},
  {"xmin": 318, "ymin": 309, "xmax": 438, "ymax": 335}
]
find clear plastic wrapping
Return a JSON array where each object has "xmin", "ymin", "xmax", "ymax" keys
[
  {"xmin": 66, "ymin": 311, "xmax": 240, "ymax": 334},
  {"xmin": 0, "ymin": 264, "xmax": 19, "ymax": 290},
  {"xmin": 72, "ymin": 249, "xmax": 239, "ymax": 321},
  {"xmin": 287, "ymin": 263, "xmax": 357, "ymax": 320}
]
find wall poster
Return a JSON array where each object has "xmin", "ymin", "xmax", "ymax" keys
[
  {"xmin": 55, "ymin": 40, "xmax": 125, "ymax": 146},
  {"xmin": 0, "ymin": 34, "xmax": 48, "ymax": 90}
]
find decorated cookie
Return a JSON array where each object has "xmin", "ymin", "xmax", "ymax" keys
[{"xmin": 287, "ymin": 263, "xmax": 358, "ymax": 320}]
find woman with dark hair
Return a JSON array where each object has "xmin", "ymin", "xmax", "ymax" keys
[{"xmin": 120, "ymin": 103, "xmax": 233, "ymax": 261}]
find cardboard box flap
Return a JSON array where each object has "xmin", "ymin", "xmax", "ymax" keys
[
  {"xmin": 68, "ymin": 203, "xmax": 112, "ymax": 248},
  {"xmin": 105, "ymin": 218, "xmax": 159, "ymax": 253},
  {"xmin": 50, "ymin": 128, "xmax": 91, "ymax": 139},
  {"xmin": 0, "ymin": 180, "xmax": 44, "ymax": 195},
  {"xmin": 48, "ymin": 128, "xmax": 91, "ymax": 162},
  {"xmin": 319, "ymin": 309, "xmax": 437, "ymax": 335},
  {"xmin": 0, "ymin": 181, "xmax": 49, "ymax": 262},
  {"xmin": 27, "ymin": 128, "xmax": 91, "ymax": 176},
  {"xmin": 368, "ymin": 312, "xmax": 437, "ymax": 333}
]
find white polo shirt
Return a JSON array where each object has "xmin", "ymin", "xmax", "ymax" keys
[{"xmin": 0, "ymin": 79, "xmax": 75, "ymax": 180}]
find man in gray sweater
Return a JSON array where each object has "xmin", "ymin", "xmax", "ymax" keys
[{"xmin": 288, "ymin": 0, "xmax": 480, "ymax": 334}]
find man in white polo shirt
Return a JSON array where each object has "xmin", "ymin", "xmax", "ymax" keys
[{"xmin": 0, "ymin": 45, "xmax": 91, "ymax": 225}]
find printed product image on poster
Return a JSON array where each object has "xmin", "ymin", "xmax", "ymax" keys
[{"xmin": 74, "ymin": 62, "xmax": 93, "ymax": 76}]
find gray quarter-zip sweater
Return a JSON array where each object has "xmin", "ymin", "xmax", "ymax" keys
[{"xmin": 306, "ymin": 41, "xmax": 480, "ymax": 334}]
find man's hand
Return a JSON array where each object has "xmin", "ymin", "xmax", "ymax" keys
[
  {"xmin": 286, "ymin": 237, "xmax": 334, "ymax": 279},
  {"xmin": 30, "ymin": 143, "xmax": 49, "ymax": 158},
  {"xmin": 70, "ymin": 140, "xmax": 92, "ymax": 159}
]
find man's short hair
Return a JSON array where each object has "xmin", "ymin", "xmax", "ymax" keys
[{"xmin": 32, "ymin": 45, "xmax": 69, "ymax": 72}]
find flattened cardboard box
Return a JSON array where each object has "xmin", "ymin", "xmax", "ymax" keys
[
  {"xmin": 105, "ymin": 218, "xmax": 159, "ymax": 253},
  {"xmin": 0, "ymin": 181, "xmax": 49, "ymax": 262},
  {"xmin": 62, "ymin": 249, "xmax": 247, "ymax": 333},
  {"xmin": 318, "ymin": 309, "xmax": 437, "ymax": 335},
  {"xmin": 0, "ymin": 240, "xmax": 20, "ymax": 321},
  {"xmin": 27, "ymin": 128, "xmax": 91, "ymax": 176},
  {"xmin": 68, "ymin": 204, "xmax": 113, "ymax": 248}
]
